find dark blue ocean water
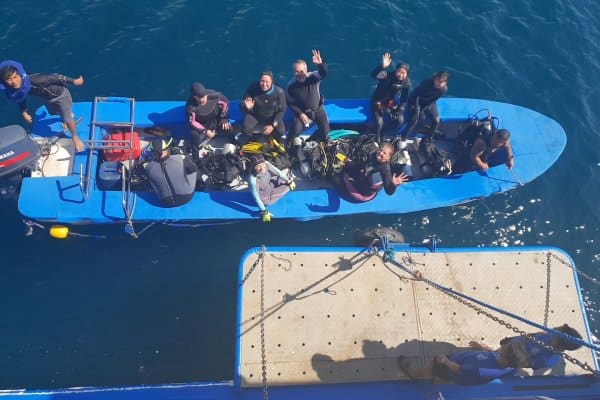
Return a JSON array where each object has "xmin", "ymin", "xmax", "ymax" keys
[{"xmin": 1, "ymin": 0, "xmax": 599, "ymax": 390}]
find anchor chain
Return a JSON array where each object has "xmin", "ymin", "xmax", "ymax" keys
[
  {"xmin": 549, "ymin": 253, "xmax": 600, "ymax": 287},
  {"xmin": 240, "ymin": 246, "xmax": 266, "ymax": 286},
  {"xmin": 543, "ymin": 252, "xmax": 551, "ymax": 327},
  {"xmin": 259, "ymin": 244, "xmax": 268, "ymax": 400}
]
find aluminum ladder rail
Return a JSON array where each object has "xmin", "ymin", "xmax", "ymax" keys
[{"xmin": 83, "ymin": 96, "xmax": 137, "ymax": 221}]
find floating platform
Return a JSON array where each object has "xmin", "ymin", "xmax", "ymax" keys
[
  {"xmin": 236, "ymin": 245, "xmax": 596, "ymax": 387},
  {"xmin": 2, "ymin": 245, "xmax": 599, "ymax": 400}
]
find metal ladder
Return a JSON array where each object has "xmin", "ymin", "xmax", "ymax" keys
[{"xmin": 82, "ymin": 96, "xmax": 137, "ymax": 221}]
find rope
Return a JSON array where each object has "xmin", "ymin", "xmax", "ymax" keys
[
  {"xmin": 23, "ymin": 219, "xmax": 45, "ymax": 236},
  {"xmin": 163, "ymin": 220, "xmax": 240, "ymax": 228},
  {"xmin": 509, "ymin": 168, "xmax": 523, "ymax": 186},
  {"xmin": 386, "ymin": 256, "xmax": 600, "ymax": 353}
]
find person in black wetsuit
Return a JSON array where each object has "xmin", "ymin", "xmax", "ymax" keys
[
  {"xmin": 340, "ymin": 142, "xmax": 408, "ymax": 202},
  {"xmin": 399, "ymin": 70, "xmax": 449, "ymax": 147},
  {"xmin": 185, "ymin": 82, "xmax": 232, "ymax": 149},
  {"xmin": 370, "ymin": 52, "xmax": 411, "ymax": 142},
  {"xmin": 143, "ymin": 137, "xmax": 198, "ymax": 207},
  {"xmin": 239, "ymin": 71, "xmax": 287, "ymax": 144},
  {"xmin": 0, "ymin": 60, "xmax": 85, "ymax": 152},
  {"xmin": 468, "ymin": 128, "xmax": 514, "ymax": 171},
  {"xmin": 286, "ymin": 49, "xmax": 330, "ymax": 144}
]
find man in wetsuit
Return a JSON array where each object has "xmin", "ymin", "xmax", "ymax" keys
[
  {"xmin": 286, "ymin": 49, "xmax": 330, "ymax": 144},
  {"xmin": 185, "ymin": 82, "xmax": 232, "ymax": 149},
  {"xmin": 143, "ymin": 137, "xmax": 198, "ymax": 208},
  {"xmin": 341, "ymin": 142, "xmax": 408, "ymax": 202},
  {"xmin": 0, "ymin": 60, "xmax": 85, "ymax": 152},
  {"xmin": 370, "ymin": 52, "xmax": 411, "ymax": 142},
  {"xmin": 239, "ymin": 71, "xmax": 287, "ymax": 144},
  {"xmin": 399, "ymin": 70, "xmax": 449, "ymax": 147},
  {"xmin": 469, "ymin": 128, "xmax": 514, "ymax": 171}
]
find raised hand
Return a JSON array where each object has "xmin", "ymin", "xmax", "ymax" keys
[
  {"xmin": 243, "ymin": 97, "xmax": 255, "ymax": 110},
  {"xmin": 382, "ymin": 52, "xmax": 392, "ymax": 69},
  {"xmin": 73, "ymin": 76, "xmax": 85, "ymax": 86},
  {"xmin": 22, "ymin": 111, "xmax": 33, "ymax": 124},
  {"xmin": 312, "ymin": 49, "xmax": 323, "ymax": 65},
  {"xmin": 392, "ymin": 171, "xmax": 409, "ymax": 186}
]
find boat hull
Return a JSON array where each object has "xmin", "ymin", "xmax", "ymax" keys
[{"xmin": 18, "ymin": 98, "xmax": 566, "ymax": 224}]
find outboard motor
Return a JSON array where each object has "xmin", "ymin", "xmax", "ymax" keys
[{"xmin": 0, "ymin": 125, "xmax": 41, "ymax": 200}]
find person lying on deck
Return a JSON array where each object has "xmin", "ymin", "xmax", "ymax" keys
[
  {"xmin": 474, "ymin": 324, "xmax": 583, "ymax": 371},
  {"xmin": 398, "ymin": 340, "xmax": 530, "ymax": 385},
  {"xmin": 337, "ymin": 142, "xmax": 408, "ymax": 203}
]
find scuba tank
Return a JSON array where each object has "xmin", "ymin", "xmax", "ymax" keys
[{"xmin": 292, "ymin": 137, "xmax": 311, "ymax": 178}]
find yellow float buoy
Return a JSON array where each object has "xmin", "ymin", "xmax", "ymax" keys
[{"xmin": 49, "ymin": 225, "xmax": 69, "ymax": 239}]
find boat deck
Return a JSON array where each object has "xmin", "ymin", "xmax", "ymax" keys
[{"xmin": 237, "ymin": 246, "xmax": 596, "ymax": 387}]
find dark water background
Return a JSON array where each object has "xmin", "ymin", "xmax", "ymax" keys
[{"xmin": 1, "ymin": 0, "xmax": 599, "ymax": 390}]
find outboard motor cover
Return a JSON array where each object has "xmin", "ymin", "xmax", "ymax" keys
[{"xmin": 0, "ymin": 125, "xmax": 41, "ymax": 178}]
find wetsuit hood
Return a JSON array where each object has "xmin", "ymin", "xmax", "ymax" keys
[{"xmin": 0, "ymin": 60, "xmax": 31, "ymax": 103}]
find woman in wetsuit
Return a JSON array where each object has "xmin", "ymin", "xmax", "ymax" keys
[
  {"xmin": 370, "ymin": 52, "xmax": 411, "ymax": 143},
  {"xmin": 340, "ymin": 142, "xmax": 408, "ymax": 202}
]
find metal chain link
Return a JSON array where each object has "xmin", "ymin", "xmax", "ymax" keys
[
  {"xmin": 399, "ymin": 256, "xmax": 600, "ymax": 376},
  {"xmin": 259, "ymin": 245, "xmax": 268, "ymax": 400},
  {"xmin": 240, "ymin": 247, "xmax": 266, "ymax": 286},
  {"xmin": 543, "ymin": 252, "xmax": 551, "ymax": 327},
  {"xmin": 549, "ymin": 253, "xmax": 600, "ymax": 287}
]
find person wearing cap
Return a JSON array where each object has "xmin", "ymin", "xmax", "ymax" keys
[
  {"xmin": 286, "ymin": 49, "xmax": 330, "ymax": 145},
  {"xmin": 0, "ymin": 60, "xmax": 85, "ymax": 152},
  {"xmin": 239, "ymin": 71, "xmax": 287, "ymax": 144},
  {"xmin": 185, "ymin": 82, "xmax": 232, "ymax": 150},
  {"xmin": 248, "ymin": 155, "xmax": 295, "ymax": 222},
  {"xmin": 398, "ymin": 70, "xmax": 449, "ymax": 146},
  {"xmin": 370, "ymin": 52, "xmax": 411, "ymax": 142},
  {"xmin": 143, "ymin": 137, "xmax": 198, "ymax": 207},
  {"xmin": 469, "ymin": 128, "xmax": 514, "ymax": 171}
]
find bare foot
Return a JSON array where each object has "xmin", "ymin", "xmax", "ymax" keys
[{"xmin": 73, "ymin": 136, "xmax": 85, "ymax": 152}]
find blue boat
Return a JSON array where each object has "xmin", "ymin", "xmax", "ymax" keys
[
  {"xmin": 1, "ymin": 243, "xmax": 598, "ymax": 399},
  {"xmin": 14, "ymin": 97, "xmax": 566, "ymax": 226}
]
